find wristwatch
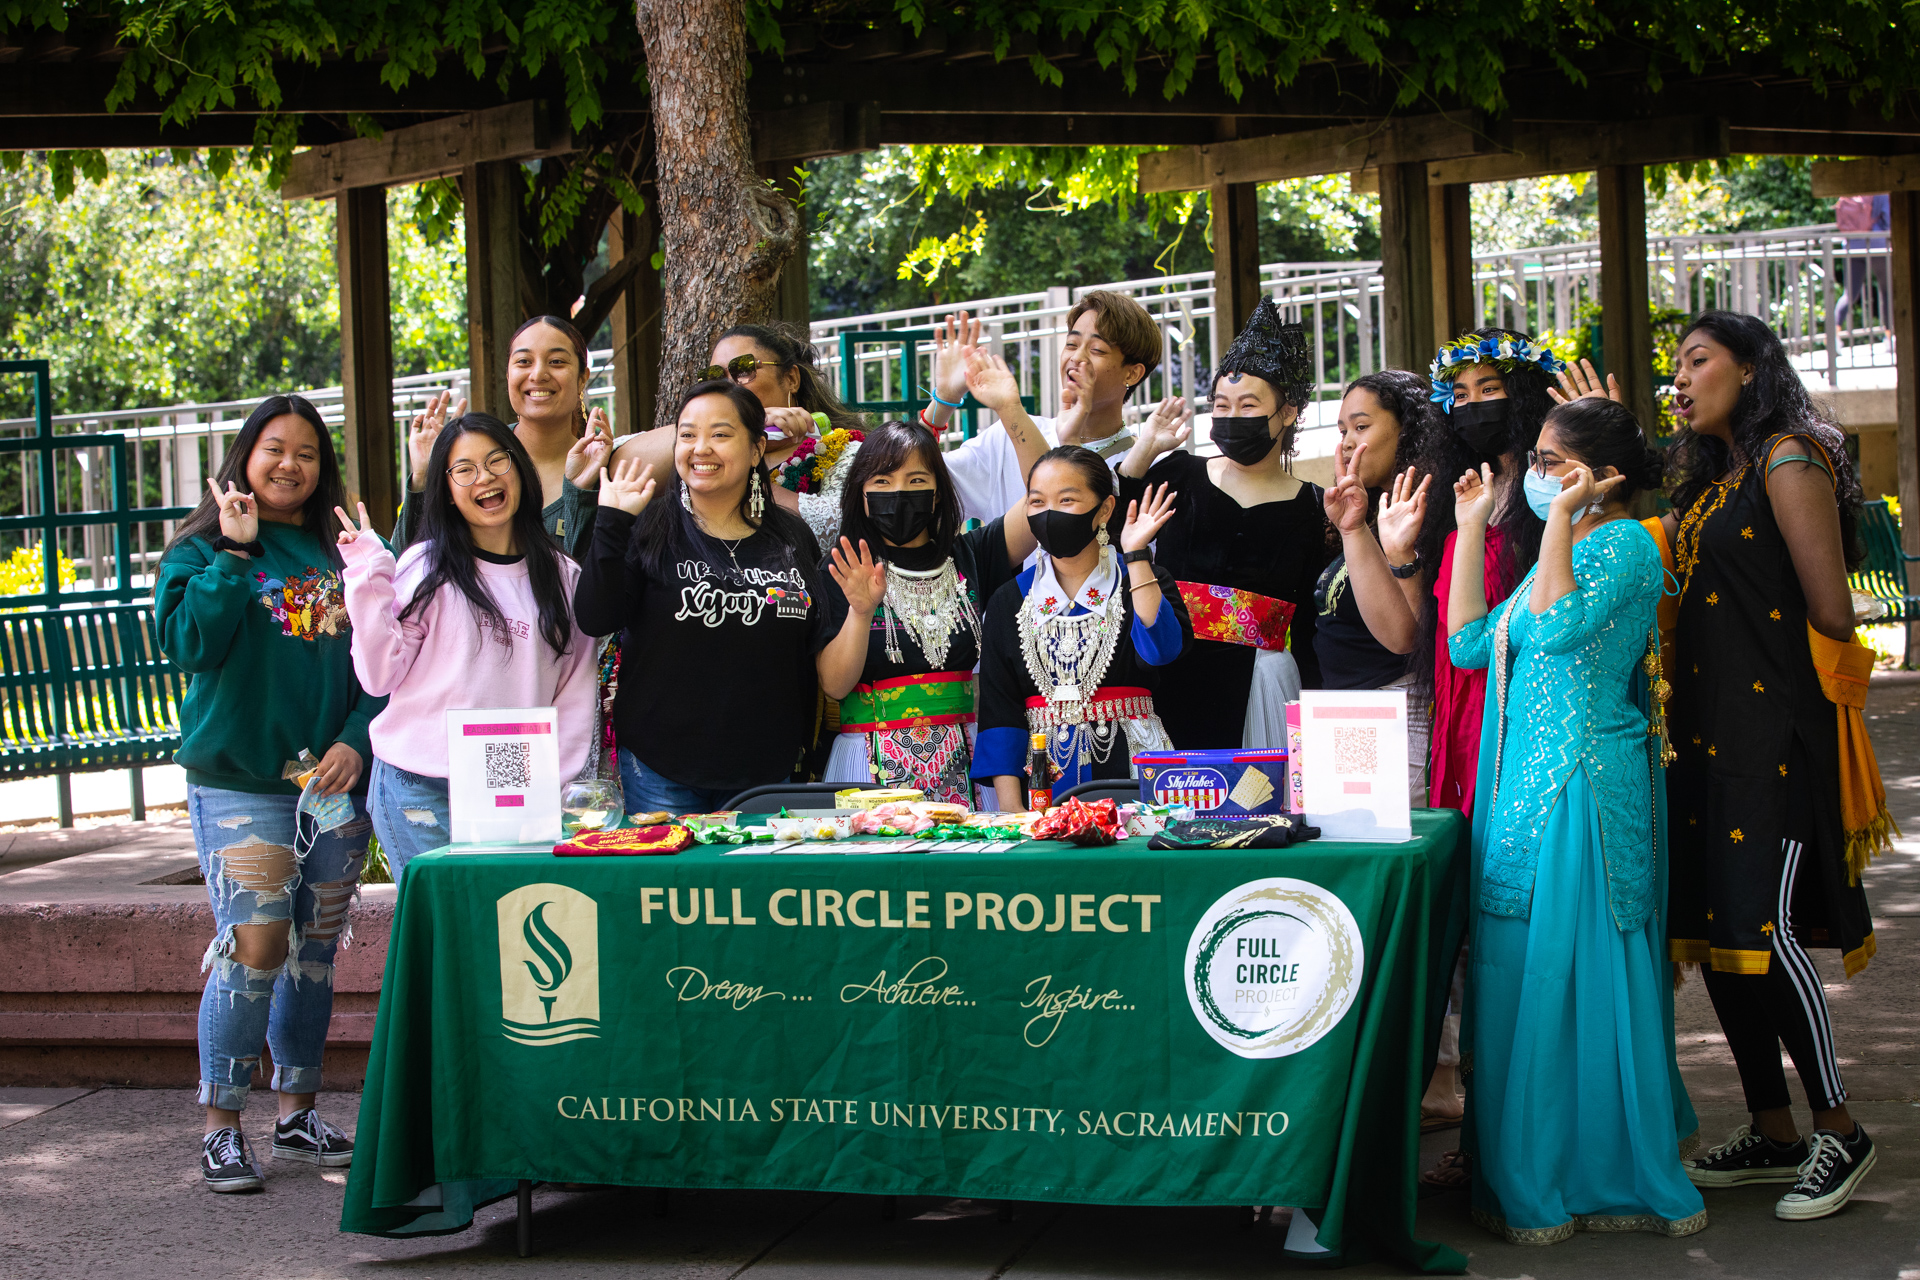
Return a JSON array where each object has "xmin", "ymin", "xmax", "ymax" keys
[
  {"xmin": 211, "ymin": 535, "xmax": 265, "ymax": 558},
  {"xmin": 1122, "ymin": 548, "xmax": 1153, "ymax": 565},
  {"xmin": 1388, "ymin": 555, "xmax": 1422, "ymax": 580}
]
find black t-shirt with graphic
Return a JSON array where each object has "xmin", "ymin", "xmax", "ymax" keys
[{"xmin": 576, "ymin": 507, "xmax": 832, "ymax": 792}]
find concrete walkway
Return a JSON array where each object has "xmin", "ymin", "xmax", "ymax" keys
[{"xmin": 7, "ymin": 682, "xmax": 1920, "ymax": 1277}]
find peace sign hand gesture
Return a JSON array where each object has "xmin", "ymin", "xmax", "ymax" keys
[
  {"xmin": 1322, "ymin": 439, "xmax": 1372, "ymax": 536},
  {"xmin": 1121, "ymin": 483, "xmax": 1177, "ymax": 553},
  {"xmin": 827, "ymin": 537, "xmax": 888, "ymax": 615},
  {"xmin": 408, "ymin": 389, "xmax": 466, "ymax": 490},
  {"xmin": 206, "ymin": 479, "xmax": 258, "ymax": 546},
  {"xmin": 599, "ymin": 458, "xmax": 657, "ymax": 517},
  {"xmin": 332, "ymin": 501, "xmax": 380, "ymax": 549}
]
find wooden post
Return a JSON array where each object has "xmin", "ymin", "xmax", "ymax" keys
[
  {"xmin": 337, "ymin": 186, "xmax": 396, "ymax": 533},
  {"xmin": 1428, "ymin": 181, "xmax": 1474, "ymax": 349},
  {"xmin": 464, "ymin": 160, "xmax": 524, "ymax": 421},
  {"xmin": 1892, "ymin": 191, "xmax": 1920, "ymax": 660},
  {"xmin": 1210, "ymin": 180, "xmax": 1261, "ymax": 340},
  {"xmin": 1598, "ymin": 165, "xmax": 1657, "ymax": 431},
  {"xmin": 1378, "ymin": 162, "xmax": 1435, "ymax": 372},
  {"xmin": 607, "ymin": 202, "xmax": 663, "ymax": 436}
]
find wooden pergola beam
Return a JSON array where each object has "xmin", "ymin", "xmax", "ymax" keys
[
  {"xmin": 752, "ymin": 101, "xmax": 881, "ymax": 162},
  {"xmin": 281, "ymin": 102, "xmax": 572, "ymax": 200},
  {"xmin": 1417, "ymin": 116, "xmax": 1728, "ymax": 185},
  {"xmin": 1812, "ymin": 155, "xmax": 1920, "ymax": 197},
  {"xmin": 1139, "ymin": 112, "xmax": 1490, "ymax": 193}
]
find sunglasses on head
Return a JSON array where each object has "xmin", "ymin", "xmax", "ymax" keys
[{"xmin": 701, "ymin": 355, "xmax": 789, "ymax": 383}]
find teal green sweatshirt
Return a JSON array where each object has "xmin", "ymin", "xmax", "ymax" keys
[{"xmin": 154, "ymin": 520, "xmax": 385, "ymax": 795}]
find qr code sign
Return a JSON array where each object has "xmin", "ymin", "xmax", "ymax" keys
[
  {"xmin": 1332, "ymin": 726, "xmax": 1378, "ymax": 775},
  {"xmin": 484, "ymin": 741, "xmax": 532, "ymax": 790}
]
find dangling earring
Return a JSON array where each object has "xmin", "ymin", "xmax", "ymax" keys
[
  {"xmin": 679, "ymin": 483, "xmax": 692, "ymax": 513},
  {"xmin": 749, "ymin": 469, "xmax": 765, "ymax": 520},
  {"xmin": 1096, "ymin": 523, "xmax": 1110, "ymax": 549}
]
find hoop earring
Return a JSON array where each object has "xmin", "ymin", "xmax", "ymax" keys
[{"xmin": 749, "ymin": 469, "xmax": 765, "ymax": 520}]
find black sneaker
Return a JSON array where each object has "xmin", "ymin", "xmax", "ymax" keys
[
  {"xmin": 201, "ymin": 1126, "xmax": 264, "ymax": 1193},
  {"xmin": 1776, "ymin": 1126, "xmax": 1876, "ymax": 1220},
  {"xmin": 271, "ymin": 1108, "xmax": 354, "ymax": 1167},
  {"xmin": 1684, "ymin": 1124, "xmax": 1808, "ymax": 1187}
]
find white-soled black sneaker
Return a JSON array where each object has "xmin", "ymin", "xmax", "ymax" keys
[
  {"xmin": 1776, "ymin": 1126, "xmax": 1875, "ymax": 1220},
  {"xmin": 1684, "ymin": 1123, "xmax": 1809, "ymax": 1187},
  {"xmin": 202, "ymin": 1126, "xmax": 264, "ymax": 1193},
  {"xmin": 271, "ymin": 1108, "xmax": 354, "ymax": 1167}
]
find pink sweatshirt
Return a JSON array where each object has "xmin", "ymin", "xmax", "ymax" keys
[{"xmin": 339, "ymin": 538, "xmax": 598, "ymax": 779}]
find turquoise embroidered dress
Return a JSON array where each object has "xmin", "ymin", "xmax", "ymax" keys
[{"xmin": 1448, "ymin": 518, "xmax": 1705, "ymax": 1245}]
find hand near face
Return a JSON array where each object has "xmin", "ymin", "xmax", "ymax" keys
[
  {"xmin": 408, "ymin": 389, "xmax": 466, "ymax": 489},
  {"xmin": 565, "ymin": 407, "xmax": 614, "ymax": 489},
  {"xmin": 1453, "ymin": 464, "xmax": 1495, "ymax": 530},
  {"xmin": 332, "ymin": 501, "xmax": 379, "ymax": 549},
  {"xmin": 1322, "ymin": 439, "xmax": 1371, "ymax": 536},
  {"xmin": 599, "ymin": 458, "xmax": 657, "ymax": 517},
  {"xmin": 1376, "ymin": 467, "xmax": 1430, "ymax": 563},
  {"xmin": 1120, "ymin": 483, "xmax": 1177, "ymax": 553},
  {"xmin": 827, "ymin": 537, "xmax": 887, "ymax": 614},
  {"xmin": 207, "ymin": 479, "xmax": 259, "ymax": 545}
]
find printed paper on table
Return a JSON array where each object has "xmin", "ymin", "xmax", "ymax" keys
[
  {"xmin": 1297, "ymin": 690, "xmax": 1411, "ymax": 842},
  {"xmin": 447, "ymin": 707, "xmax": 562, "ymax": 846}
]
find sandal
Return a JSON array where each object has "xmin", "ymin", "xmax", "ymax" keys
[
  {"xmin": 1419, "ymin": 1148, "xmax": 1470, "ymax": 1192},
  {"xmin": 1420, "ymin": 1109, "xmax": 1463, "ymax": 1134}
]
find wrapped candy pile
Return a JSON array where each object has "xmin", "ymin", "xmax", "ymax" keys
[{"xmin": 1029, "ymin": 797, "xmax": 1122, "ymax": 847}]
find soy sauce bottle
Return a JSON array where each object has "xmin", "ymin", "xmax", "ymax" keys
[{"xmin": 1027, "ymin": 732, "xmax": 1057, "ymax": 812}]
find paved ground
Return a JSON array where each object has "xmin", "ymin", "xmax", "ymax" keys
[{"xmin": 6, "ymin": 681, "xmax": 1920, "ymax": 1278}]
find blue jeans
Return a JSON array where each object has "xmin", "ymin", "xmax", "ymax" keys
[
  {"xmin": 190, "ymin": 784, "xmax": 370, "ymax": 1111},
  {"xmin": 368, "ymin": 759, "xmax": 451, "ymax": 880},
  {"xmin": 618, "ymin": 748, "xmax": 739, "ymax": 814}
]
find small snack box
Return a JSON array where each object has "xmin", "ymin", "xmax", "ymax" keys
[
  {"xmin": 835, "ymin": 787, "xmax": 923, "ymax": 810},
  {"xmin": 1131, "ymin": 749, "xmax": 1290, "ymax": 818}
]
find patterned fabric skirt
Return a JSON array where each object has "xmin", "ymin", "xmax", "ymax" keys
[{"xmin": 824, "ymin": 723, "xmax": 976, "ymax": 806}]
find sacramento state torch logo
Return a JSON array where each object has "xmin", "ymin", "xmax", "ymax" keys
[{"xmin": 497, "ymin": 884, "xmax": 601, "ymax": 1046}]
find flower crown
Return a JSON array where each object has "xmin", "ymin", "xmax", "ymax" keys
[{"xmin": 1428, "ymin": 333, "xmax": 1567, "ymax": 412}]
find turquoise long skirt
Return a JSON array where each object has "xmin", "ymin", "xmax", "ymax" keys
[{"xmin": 1464, "ymin": 763, "xmax": 1708, "ymax": 1244}]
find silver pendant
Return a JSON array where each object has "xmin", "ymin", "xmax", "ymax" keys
[{"xmin": 1052, "ymin": 685, "xmax": 1083, "ymax": 702}]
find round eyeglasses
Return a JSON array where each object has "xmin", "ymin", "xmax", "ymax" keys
[
  {"xmin": 447, "ymin": 452, "xmax": 514, "ymax": 487},
  {"xmin": 700, "ymin": 354, "xmax": 789, "ymax": 383}
]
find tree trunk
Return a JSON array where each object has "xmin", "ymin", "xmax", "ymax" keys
[{"xmin": 634, "ymin": 0, "xmax": 800, "ymax": 427}]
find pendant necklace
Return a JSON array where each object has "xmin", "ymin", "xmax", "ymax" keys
[{"xmin": 882, "ymin": 558, "xmax": 977, "ymax": 667}]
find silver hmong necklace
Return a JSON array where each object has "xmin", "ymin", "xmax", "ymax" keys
[
  {"xmin": 1018, "ymin": 588, "xmax": 1122, "ymax": 706},
  {"xmin": 881, "ymin": 558, "xmax": 977, "ymax": 668}
]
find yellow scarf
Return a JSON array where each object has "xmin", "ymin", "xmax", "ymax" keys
[{"xmin": 1807, "ymin": 624, "xmax": 1899, "ymax": 881}]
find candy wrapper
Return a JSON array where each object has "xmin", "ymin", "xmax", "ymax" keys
[
  {"xmin": 555, "ymin": 825, "xmax": 692, "ymax": 856},
  {"xmin": 848, "ymin": 802, "xmax": 937, "ymax": 835},
  {"xmin": 1030, "ymin": 797, "xmax": 1121, "ymax": 846},
  {"xmin": 691, "ymin": 825, "xmax": 750, "ymax": 845}
]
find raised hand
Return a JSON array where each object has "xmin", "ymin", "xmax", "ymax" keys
[
  {"xmin": 1547, "ymin": 357, "xmax": 1622, "ymax": 406},
  {"xmin": 206, "ymin": 478, "xmax": 258, "ymax": 545},
  {"xmin": 1377, "ymin": 467, "xmax": 1431, "ymax": 562},
  {"xmin": 1055, "ymin": 374, "xmax": 1089, "ymax": 443},
  {"xmin": 565, "ymin": 406, "xmax": 615, "ymax": 489},
  {"xmin": 1120, "ymin": 483, "xmax": 1178, "ymax": 553},
  {"xmin": 827, "ymin": 537, "xmax": 888, "ymax": 614},
  {"xmin": 1138, "ymin": 393, "xmax": 1192, "ymax": 459},
  {"xmin": 932, "ymin": 310, "xmax": 981, "ymax": 410},
  {"xmin": 332, "ymin": 501, "xmax": 380, "ymax": 548},
  {"xmin": 408, "ymin": 389, "xmax": 465, "ymax": 490},
  {"xmin": 1549, "ymin": 462, "xmax": 1626, "ymax": 518},
  {"xmin": 1453, "ymin": 463, "xmax": 1495, "ymax": 530},
  {"xmin": 599, "ymin": 458, "xmax": 657, "ymax": 517},
  {"xmin": 763, "ymin": 405, "xmax": 819, "ymax": 444},
  {"xmin": 963, "ymin": 348, "xmax": 1020, "ymax": 413},
  {"xmin": 1322, "ymin": 439, "xmax": 1372, "ymax": 536}
]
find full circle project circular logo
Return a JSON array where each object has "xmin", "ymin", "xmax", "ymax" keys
[{"xmin": 1184, "ymin": 878, "xmax": 1364, "ymax": 1059}]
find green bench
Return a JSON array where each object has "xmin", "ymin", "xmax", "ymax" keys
[{"xmin": 1850, "ymin": 499, "xmax": 1920, "ymax": 638}]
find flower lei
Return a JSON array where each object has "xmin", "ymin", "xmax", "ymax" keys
[
  {"xmin": 1428, "ymin": 333, "xmax": 1567, "ymax": 411},
  {"xmin": 776, "ymin": 427, "xmax": 864, "ymax": 494}
]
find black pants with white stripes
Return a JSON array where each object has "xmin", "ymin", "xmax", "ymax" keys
[{"xmin": 1701, "ymin": 833, "xmax": 1849, "ymax": 1115}]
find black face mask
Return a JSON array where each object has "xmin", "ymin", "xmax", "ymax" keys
[
  {"xmin": 1031, "ymin": 506, "xmax": 1103, "ymax": 560},
  {"xmin": 1449, "ymin": 398, "xmax": 1512, "ymax": 456},
  {"xmin": 1209, "ymin": 415, "xmax": 1280, "ymax": 465},
  {"xmin": 865, "ymin": 490, "xmax": 937, "ymax": 545}
]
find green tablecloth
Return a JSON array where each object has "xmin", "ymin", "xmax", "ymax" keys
[{"xmin": 341, "ymin": 809, "xmax": 1468, "ymax": 1272}]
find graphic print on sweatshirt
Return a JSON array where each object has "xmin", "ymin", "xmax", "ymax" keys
[
  {"xmin": 672, "ymin": 558, "xmax": 812, "ymax": 628},
  {"xmin": 256, "ymin": 566, "xmax": 349, "ymax": 639}
]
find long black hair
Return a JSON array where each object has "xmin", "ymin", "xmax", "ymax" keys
[
  {"xmin": 716, "ymin": 322, "xmax": 865, "ymax": 434},
  {"xmin": 1668, "ymin": 310, "xmax": 1863, "ymax": 566},
  {"xmin": 396, "ymin": 413, "xmax": 573, "ymax": 657},
  {"xmin": 510, "ymin": 314, "xmax": 593, "ymax": 437},
  {"xmin": 1436, "ymin": 326, "xmax": 1554, "ymax": 591},
  {"xmin": 837, "ymin": 418, "xmax": 962, "ymax": 554},
  {"xmin": 632, "ymin": 379, "xmax": 818, "ymax": 574},
  {"xmin": 1542, "ymin": 399, "xmax": 1666, "ymax": 504},
  {"xmin": 166, "ymin": 394, "xmax": 348, "ymax": 566}
]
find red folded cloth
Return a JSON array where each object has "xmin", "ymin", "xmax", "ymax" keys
[
  {"xmin": 1030, "ymin": 797, "xmax": 1120, "ymax": 846},
  {"xmin": 553, "ymin": 825, "xmax": 692, "ymax": 856}
]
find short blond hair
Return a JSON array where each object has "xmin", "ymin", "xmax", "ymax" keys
[{"xmin": 1067, "ymin": 291, "xmax": 1163, "ymax": 381}]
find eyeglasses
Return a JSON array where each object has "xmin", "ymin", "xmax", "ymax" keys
[
  {"xmin": 1525, "ymin": 450, "xmax": 1567, "ymax": 477},
  {"xmin": 700, "ymin": 355, "xmax": 788, "ymax": 383},
  {"xmin": 447, "ymin": 452, "xmax": 514, "ymax": 487}
]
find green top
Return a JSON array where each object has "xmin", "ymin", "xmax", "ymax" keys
[{"xmin": 154, "ymin": 520, "xmax": 384, "ymax": 795}]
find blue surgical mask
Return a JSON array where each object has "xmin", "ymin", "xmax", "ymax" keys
[
  {"xmin": 295, "ymin": 774, "xmax": 356, "ymax": 858},
  {"xmin": 1522, "ymin": 469, "xmax": 1563, "ymax": 520}
]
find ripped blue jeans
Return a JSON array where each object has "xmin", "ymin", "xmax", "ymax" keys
[
  {"xmin": 367, "ymin": 759, "xmax": 450, "ymax": 880},
  {"xmin": 191, "ymin": 783, "xmax": 370, "ymax": 1111}
]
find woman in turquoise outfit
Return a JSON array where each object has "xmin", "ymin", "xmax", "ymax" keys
[{"xmin": 1446, "ymin": 397, "xmax": 1706, "ymax": 1245}]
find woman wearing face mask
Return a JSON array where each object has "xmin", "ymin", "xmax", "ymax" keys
[
  {"xmin": 1448, "ymin": 397, "xmax": 1704, "ymax": 1245},
  {"xmin": 973, "ymin": 447, "xmax": 1188, "ymax": 807},
  {"xmin": 1117, "ymin": 297, "xmax": 1327, "ymax": 748},
  {"xmin": 156, "ymin": 395, "xmax": 380, "ymax": 1193},
  {"xmin": 1663, "ymin": 312, "xmax": 1886, "ymax": 1221},
  {"xmin": 336, "ymin": 415, "xmax": 599, "ymax": 880},
  {"xmin": 815, "ymin": 392, "xmax": 1041, "ymax": 803},
  {"xmin": 576, "ymin": 381, "xmax": 877, "ymax": 814},
  {"xmin": 400, "ymin": 315, "xmax": 613, "ymax": 556}
]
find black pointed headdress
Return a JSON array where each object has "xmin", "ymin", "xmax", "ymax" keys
[{"xmin": 1213, "ymin": 296, "xmax": 1312, "ymax": 410}]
